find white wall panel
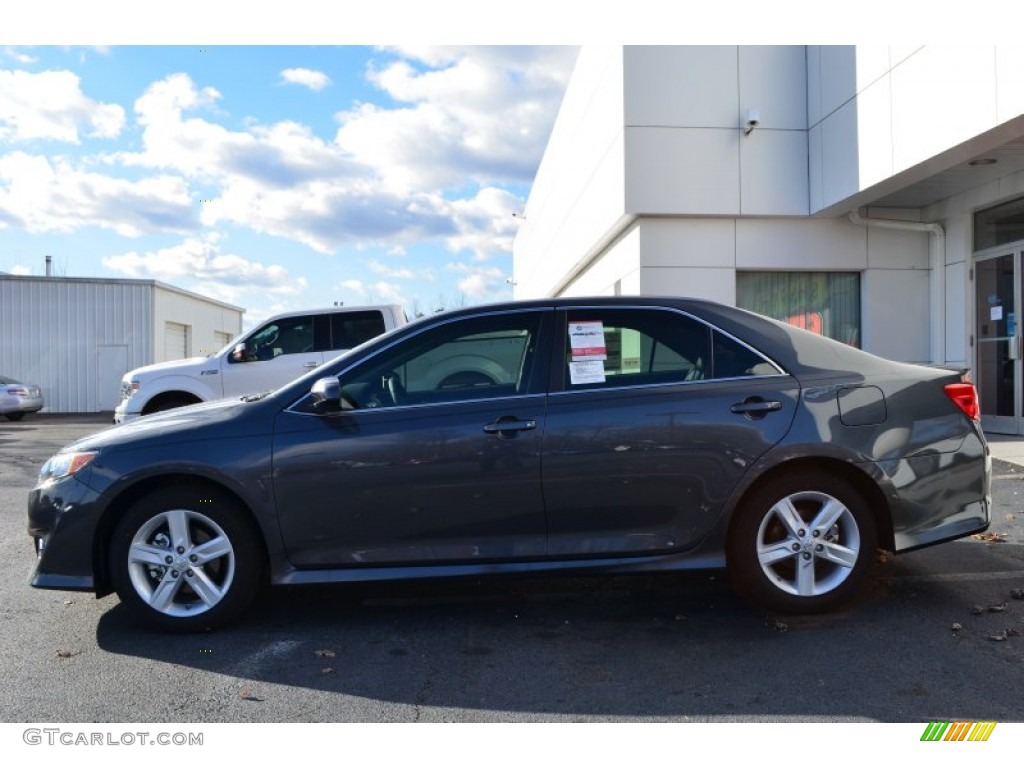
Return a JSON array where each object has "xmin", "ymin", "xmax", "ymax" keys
[
  {"xmin": 820, "ymin": 99, "xmax": 861, "ymax": 209},
  {"xmin": 944, "ymin": 260, "xmax": 967, "ymax": 365},
  {"xmin": 853, "ymin": 74, "xmax": 894, "ymax": 190},
  {"xmin": 639, "ymin": 267, "xmax": 736, "ymax": 305},
  {"xmin": 739, "ymin": 128, "xmax": 809, "ymax": 215},
  {"xmin": 735, "ymin": 219, "xmax": 867, "ymax": 270},
  {"xmin": 559, "ymin": 228, "xmax": 641, "ymax": 297},
  {"xmin": 890, "ymin": 47, "xmax": 997, "ymax": 174},
  {"xmin": 996, "ymin": 48, "xmax": 1024, "ymax": 124},
  {"xmin": 639, "ymin": 219, "xmax": 736, "ymax": 268},
  {"xmin": 624, "ymin": 46, "xmax": 738, "ymax": 128},
  {"xmin": 624, "ymin": 127, "xmax": 739, "ymax": 215},
  {"xmin": 807, "ymin": 46, "xmax": 823, "ymax": 126},
  {"xmin": 819, "ymin": 46, "xmax": 857, "ymax": 120},
  {"xmin": 861, "ymin": 268, "xmax": 930, "ymax": 362},
  {"xmin": 865, "ymin": 226, "xmax": 929, "ymax": 270},
  {"xmin": 738, "ymin": 46, "xmax": 807, "ymax": 131}
]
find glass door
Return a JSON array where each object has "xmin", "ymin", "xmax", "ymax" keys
[{"xmin": 975, "ymin": 251, "xmax": 1020, "ymax": 434}]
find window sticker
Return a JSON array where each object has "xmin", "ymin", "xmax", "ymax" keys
[
  {"xmin": 569, "ymin": 321, "xmax": 607, "ymax": 360},
  {"xmin": 569, "ymin": 360, "xmax": 606, "ymax": 385}
]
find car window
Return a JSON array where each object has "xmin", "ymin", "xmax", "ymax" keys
[
  {"xmin": 338, "ymin": 312, "xmax": 542, "ymax": 409},
  {"xmin": 562, "ymin": 308, "xmax": 777, "ymax": 389},
  {"xmin": 331, "ymin": 311, "xmax": 387, "ymax": 350},
  {"xmin": 237, "ymin": 316, "xmax": 314, "ymax": 362}
]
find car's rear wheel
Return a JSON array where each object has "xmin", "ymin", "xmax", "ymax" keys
[
  {"xmin": 5, "ymin": 412, "xmax": 25, "ymax": 421},
  {"xmin": 728, "ymin": 471, "xmax": 877, "ymax": 614},
  {"xmin": 109, "ymin": 486, "xmax": 263, "ymax": 631}
]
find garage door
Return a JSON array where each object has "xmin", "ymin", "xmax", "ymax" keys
[{"xmin": 164, "ymin": 322, "xmax": 190, "ymax": 360}]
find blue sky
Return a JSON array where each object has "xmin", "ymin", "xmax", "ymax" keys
[{"xmin": 0, "ymin": 43, "xmax": 578, "ymax": 325}]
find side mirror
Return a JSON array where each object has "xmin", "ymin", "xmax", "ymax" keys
[
  {"xmin": 311, "ymin": 377, "xmax": 352, "ymax": 412},
  {"xmin": 231, "ymin": 342, "xmax": 248, "ymax": 363}
]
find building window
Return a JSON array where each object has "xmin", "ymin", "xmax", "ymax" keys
[
  {"xmin": 975, "ymin": 197, "xmax": 1024, "ymax": 251},
  {"xmin": 737, "ymin": 272, "xmax": 861, "ymax": 347}
]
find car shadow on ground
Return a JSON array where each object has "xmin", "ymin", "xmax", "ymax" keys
[{"xmin": 93, "ymin": 543, "xmax": 1024, "ymax": 721}]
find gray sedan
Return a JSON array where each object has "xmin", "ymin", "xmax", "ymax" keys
[
  {"xmin": 27, "ymin": 297, "xmax": 991, "ymax": 631},
  {"xmin": 1, "ymin": 376, "xmax": 43, "ymax": 421}
]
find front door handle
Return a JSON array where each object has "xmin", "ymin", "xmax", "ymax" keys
[
  {"xmin": 303, "ymin": 361, "xmax": 319, "ymax": 370},
  {"xmin": 483, "ymin": 417, "xmax": 537, "ymax": 437},
  {"xmin": 730, "ymin": 397, "xmax": 782, "ymax": 418}
]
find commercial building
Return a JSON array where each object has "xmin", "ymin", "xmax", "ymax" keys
[
  {"xmin": 0, "ymin": 275, "xmax": 243, "ymax": 412},
  {"xmin": 513, "ymin": 46, "xmax": 1024, "ymax": 434}
]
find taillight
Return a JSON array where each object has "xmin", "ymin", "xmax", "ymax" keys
[{"xmin": 944, "ymin": 382, "xmax": 980, "ymax": 421}]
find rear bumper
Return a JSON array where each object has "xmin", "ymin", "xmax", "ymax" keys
[{"xmin": 887, "ymin": 429, "xmax": 991, "ymax": 552}]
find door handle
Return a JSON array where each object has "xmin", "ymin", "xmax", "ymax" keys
[
  {"xmin": 483, "ymin": 418, "xmax": 537, "ymax": 436},
  {"xmin": 730, "ymin": 398, "xmax": 782, "ymax": 417},
  {"xmin": 303, "ymin": 361, "xmax": 319, "ymax": 370}
]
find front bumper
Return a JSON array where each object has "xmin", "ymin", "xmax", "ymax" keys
[
  {"xmin": 112, "ymin": 401, "xmax": 140, "ymax": 425},
  {"xmin": 28, "ymin": 473, "xmax": 103, "ymax": 592}
]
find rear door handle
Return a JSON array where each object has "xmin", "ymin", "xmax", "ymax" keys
[
  {"xmin": 483, "ymin": 418, "xmax": 538, "ymax": 436},
  {"xmin": 730, "ymin": 398, "xmax": 782, "ymax": 417},
  {"xmin": 303, "ymin": 361, "xmax": 319, "ymax": 370}
]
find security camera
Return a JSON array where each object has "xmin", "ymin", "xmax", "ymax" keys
[{"xmin": 744, "ymin": 108, "xmax": 760, "ymax": 135}]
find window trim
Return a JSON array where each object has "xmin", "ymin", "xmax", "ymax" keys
[{"xmin": 550, "ymin": 305, "xmax": 787, "ymax": 396}]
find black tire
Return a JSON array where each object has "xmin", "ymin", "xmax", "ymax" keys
[
  {"xmin": 5, "ymin": 412, "xmax": 25, "ymax": 421},
  {"xmin": 109, "ymin": 485, "xmax": 264, "ymax": 632},
  {"xmin": 727, "ymin": 471, "xmax": 877, "ymax": 614}
]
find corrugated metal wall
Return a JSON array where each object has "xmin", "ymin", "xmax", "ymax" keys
[{"xmin": 0, "ymin": 278, "xmax": 153, "ymax": 412}]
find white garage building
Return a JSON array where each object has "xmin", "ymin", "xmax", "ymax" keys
[
  {"xmin": 0, "ymin": 275, "xmax": 243, "ymax": 412},
  {"xmin": 514, "ymin": 45, "xmax": 1024, "ymax": 434}
]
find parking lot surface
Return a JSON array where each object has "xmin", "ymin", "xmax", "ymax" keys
[{"xmin": 2, "ymin": 414, "xmax": 1023, "ymax": 722}]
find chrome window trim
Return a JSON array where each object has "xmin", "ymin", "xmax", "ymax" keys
[
  {"xmin": 548, "ymin": 372, "xmax": 792, "ymax": 399},
  {"xmin": 284, "ymin": 307, "xmax": 553, "ymax": 415}
]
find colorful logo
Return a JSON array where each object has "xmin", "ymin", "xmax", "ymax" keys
[{"xmin": 921, "ymin": 721, "xmax": 997, "ymax": 741}]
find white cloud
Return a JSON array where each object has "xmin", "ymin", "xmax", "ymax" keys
[
  {"xmin": 371, "ymin": 280, "xmax": 406, "ymax": 304},
  {"xmin": 102, "ymin": 235, "xmax": 306, "ymax": 303},
  {"xmin": 0, "ymin": 68, "xmax": 125, "ymax": 143},
  {"xmin": 368, "ymin": 258, "xmax": 435, "ymax": 281},
  {"xmin": 0, "ymin": 151, "xmax": 195, "ymax": 235},
  {"xmin": 340, "ymin": 279, "xmax": 366, "ymax": 295},
  {"xmin": 280, "ymin": 68, "xmax": 331, "ymax": 91},
  {"xmin": 447, "ymin": 262, "xmax": 509, "ymax": 299},
  {"xmin": 10, "ymin": 264, "xmax": 31, "ymax": 275},
  {"xmin": 334, "ymin": 46, "xmax": 578, "ymax": 192},
  {"xmin": 4, "ymin": 48, "xmax": 37, "ymax": 65}
]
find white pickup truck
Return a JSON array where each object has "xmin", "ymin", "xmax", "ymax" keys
[{"xmin": 114, "ymin": 304, "xmax": 407, "ymax": 423}]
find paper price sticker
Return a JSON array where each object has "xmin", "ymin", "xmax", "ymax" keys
[
  {"xmin": 569, "ymin": 321, "xmax": 607, "ymax": 360},
  {"xmin": 569, "ymin": 360, "xmax": 606, "ymax": 385}
]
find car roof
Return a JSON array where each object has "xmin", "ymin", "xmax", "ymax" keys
[{"xmin": 424, "ymin": 296, "xmax": 919, "ymax": 380}]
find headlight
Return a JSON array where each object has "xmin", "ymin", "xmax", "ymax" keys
[
  {"xmin": 38, "ymin": 452, "xmax": 97, "ymax": 485},
  {"xmin": 121, "ymin": 380, "xmax": 139, "ymax": 399}
]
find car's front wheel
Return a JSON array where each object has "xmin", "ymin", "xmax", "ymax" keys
[
  {"xmin": 109, "ymin": 486, "xmax": 263, "ymax": 631},
  {"xmin": 5, "ymin": 412, "xmax": 25, "ymax": 421},
  {"xmin": 728, "ymin": 471, "xmax": 878, "ymax": 614}
]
